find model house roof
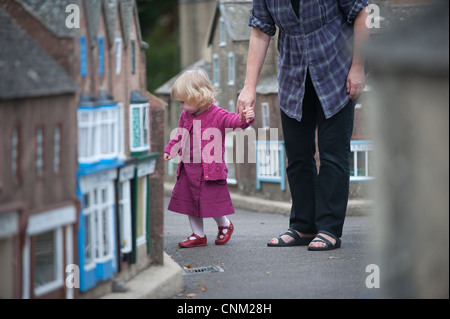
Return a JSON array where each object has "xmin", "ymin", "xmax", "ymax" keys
[
  {"xmin": 0, "ymin": 7, "xmax": 77, "ymax": 99},
  {"xmin": 15, "ymin": 0, "xmax": 143, "ymax": 48},
  {"xmin": 207, "ymin": 0, "xmax": 252, "ymax": 46},
  {"xmin": 15, "ymin": 0, "xmax": 80, "ymax": 38}
]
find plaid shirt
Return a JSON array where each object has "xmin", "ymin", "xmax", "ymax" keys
[{"xmin": 248, "ymin": 0, "xmax": 368, "ymax": 121}]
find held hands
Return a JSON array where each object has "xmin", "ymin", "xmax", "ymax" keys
[
  {"xmin": 237, "ymin": 85, "xmax": 256, "ymax": 122},
  {"xmin": 243, "ymin": 107, "xmax": 255, "ymax": 123}
]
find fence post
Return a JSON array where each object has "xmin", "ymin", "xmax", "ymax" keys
[{"xmin": 367, "ymin": 1, "xmax": 449, "ymax": 298}]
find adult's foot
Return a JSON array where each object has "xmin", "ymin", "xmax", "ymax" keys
[
  {"xmin": 308, "ymin": 233, "xmax": 340, "ymax": 250},
  {"xmin": 269, "ymin": 229, "xmax": 316, "ymax": 245}
]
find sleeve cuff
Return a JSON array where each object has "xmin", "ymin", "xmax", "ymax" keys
[
  {"xmin": 347, "ymin": 0, "xmax": 369, "ymax": 24},
  {"xmin": 248, "ymin": 9, "xmax": 276, "ymax": 37}
]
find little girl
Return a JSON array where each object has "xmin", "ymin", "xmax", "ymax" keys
[{"xmin": 164, "ymin": 69, "xmax": 254, "ymax": 248}]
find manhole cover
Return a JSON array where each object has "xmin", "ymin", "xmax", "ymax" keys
[{"xmin": 182, "ymin": 265, "xmax": 224, "ymax": 275}]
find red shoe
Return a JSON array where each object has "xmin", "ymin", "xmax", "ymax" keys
[
  {"xmin": 178, "ymin": 234, "xmax": 207, "ymax": 248},
  {"xmin": 215, "ymin": 221, "xmax": 234, "ymax": 245}
]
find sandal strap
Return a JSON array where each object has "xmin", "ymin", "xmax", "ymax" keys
[
  {"xmin": 311, "ymin": 234, "xmax": 333, "ymax": 247},
  {"xmin": 268, "ymin": 228, "xmax": 313, "ymax": 247},
  {"xmin": 282, "ymin": 227, "xmax": 302, "ymax": 241},
  {"xmin": 271, "ymin": 228, "xmax": 295, "ymax": 245},
  {"xmin": 317, "ymin": 230, "xmax": 338, "ymax": 240}
]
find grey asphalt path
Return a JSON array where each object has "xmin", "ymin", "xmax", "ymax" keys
[{"xmin": 163, "ymin": 197, "xmax": 380, "ymax": 299}]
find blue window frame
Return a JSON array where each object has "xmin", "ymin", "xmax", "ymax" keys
[
  {"xmin": 98, "ymin": 37, "xmax": 104, "ymax": 76},
  {"xmin": 79, "ymin": 36, "xmax": 87, "ymax": 77}
]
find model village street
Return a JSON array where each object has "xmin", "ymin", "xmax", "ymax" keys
[{"xmin": 163, "ymin": 197, "xmax": 379, "ymax": 299}]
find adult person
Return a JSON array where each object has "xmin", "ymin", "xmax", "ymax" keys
[{"xmin": 237, "ymin": 0, "xmax": 370, "ymax": 250}]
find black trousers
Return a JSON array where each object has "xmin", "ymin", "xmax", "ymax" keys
[{"xmin": 281, "ymin": 73, "xmax": 355, "ymax": 238}]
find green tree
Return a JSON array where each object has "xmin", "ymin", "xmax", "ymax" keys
[{"xmin": 136, "ymin": 0, "xmax": 180, "ymax": 93}]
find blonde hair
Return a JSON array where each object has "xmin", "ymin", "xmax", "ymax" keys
[{"xmin": 171, "ymin": 69, "xmax": 216, "ymax": 108}]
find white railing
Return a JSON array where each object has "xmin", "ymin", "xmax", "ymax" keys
[{"xmin": 255, "ymin": 141, "xmax": 285, "ymax": 190}]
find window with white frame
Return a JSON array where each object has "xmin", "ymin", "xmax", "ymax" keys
[
  {"xmin": 350, "ymin": 140, "xmax": 374, "ymax": 181},
  {"xmin": 117, "ymin": 103, "xmax": 125, "ymax": 160},
  {"xmin": 36, "ymin": 126, "xmax": 44, "ymax": 176},
  {"xmin": 228, "ymin": 52, "xmax": 235, "ymax": 85},
  {"xmin": 24, "ymin": 206, "xmax": 75, "ymax": 299},
  {"xmin": 130, "ymin": 103, "xmax": 150, "ymax": 153},
  {"xmin": 115, "ymin": 38, "xmax": 122, "ymax": 75},
  {"xmin": 99, "ymin": 107, "xmax": 118, "ymax": 158},
  {"xmin": 78, "ymin": 111, "xmax": 96, "ymax": 163},
  {"xmin": 261, "ymin": 102, "xmax": 270, "ymax": 129},
  {"xmin": 53, "ymin": 125, "xmax": 61, "ymax": 174},
  {"xmin": 213, "ymin": 54, "xmax": 219, "ymax": 87},
  {"xmin": 118, "ymin": 180, "xmax": 132, "ymax": 253},
  {"xmin": 78, "ymin": 106, "xmax": 119, "ymax": 163},
  {"xmin": 220, "ymin": 16, "xmax": 226, "ymax": 46},
  {"xmin": 82, "ymin": 192, "xmax": 95, "ymax": 270},
  {"xmin": 82, "ymin": 185, "xmax": 114, "ymax": 267},
  {"xmin": 97, "ymin": 187, "xmax": 112, "ymax": 259},
  {"xmin": 34, "ymin": 229, "xmax": 63, "ymax": 296},
  {"xmin": 136, "ymin": 177, "xmax": 147, "ymax": 245}
]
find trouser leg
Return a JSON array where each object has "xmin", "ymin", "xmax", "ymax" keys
[
  {"xmin": 281, "ymin": 75, "xmax": 320, "ymax": 235},
  {"xmin": 281, "ymin": 72, "xmax": 355, "ymax": 238},
  {"xmin": 315, "ymin": 98, "xmax": 355, "ymax": 238}
]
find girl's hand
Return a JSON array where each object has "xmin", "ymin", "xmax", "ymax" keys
[
  {"xmin": 164, "ymin": 153, "xmax": 172, "ymax": 161},
  {"xmin": 243, "ymin": 107, "xmax": 255, "ymax": 123}
]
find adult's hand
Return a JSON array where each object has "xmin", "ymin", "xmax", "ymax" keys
[
  {"xmin": 346, "ymin": 63, "xmax": 365, "ymax": 100},
  {"xmin": 237, "ymin": 86, "xmax": 256, "ymax": 122}
]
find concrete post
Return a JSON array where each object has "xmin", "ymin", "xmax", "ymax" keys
[{"xmin": 367, "ymin": 1, "xmax": 449, "ymax": 298}]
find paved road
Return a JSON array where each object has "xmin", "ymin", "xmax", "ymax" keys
[{"xmin": 163, "ymin": 197, "xmax": 380, "ymax": 299}]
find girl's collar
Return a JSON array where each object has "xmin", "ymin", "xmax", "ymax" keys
[{"xmin": 191, "ymin": 104, "xmax": 215, "ymax": 117}]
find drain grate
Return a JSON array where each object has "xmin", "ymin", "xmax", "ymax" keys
[{"xmin": 182, "ymin": 265, "xmax": 224, "ymax": 275}]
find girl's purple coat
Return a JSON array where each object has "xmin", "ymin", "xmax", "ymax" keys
[{"xmin": 166, "ymin": 104, "xmax": 254, "ymax": 218}]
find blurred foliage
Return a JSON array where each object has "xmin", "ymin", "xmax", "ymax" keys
[{"xmin": 136, "ymin": 0, "xmax": 180, "ymax": 93}]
